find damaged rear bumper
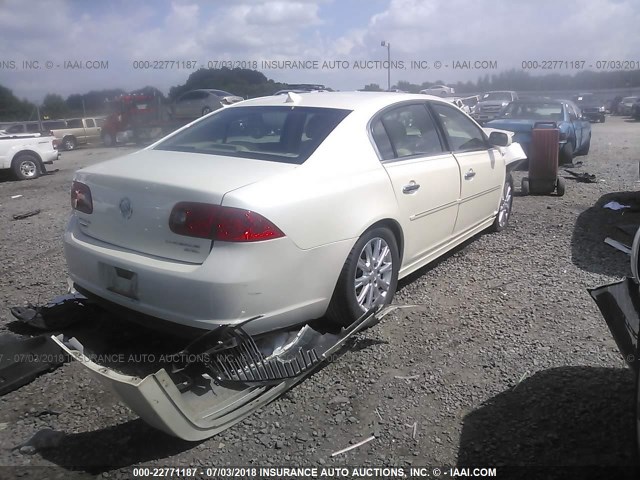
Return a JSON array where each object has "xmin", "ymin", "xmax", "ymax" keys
[{"xmin": 51, "ymin": 307, "xmax": 384, "ymax": 441}]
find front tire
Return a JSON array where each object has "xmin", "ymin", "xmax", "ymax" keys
[
  {"xmin": 491, "ymin": 174, "xmax": 513, "ymax": 232},
  {"xmin": 102, "ymin": 133, "xmax": 114, "ymax": 147},
  {"xmin": 326, "ymin": 227, "xmax": 399, "ymax": 327},
  {"xmin": 560, "ymin": 141, "xmax": 574, "ymax": 165},
  {"xmin": 581, "ymin": 135, "xmax": 591, "ymax": 155},
  {"xmin": 12, "ymin": 154, "xmax": 41, "ymax": 180}
]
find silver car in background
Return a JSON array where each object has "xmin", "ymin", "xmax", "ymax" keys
[{"xmin": 170, "ymin": 89, "xmax": 244, "ymax": 119}]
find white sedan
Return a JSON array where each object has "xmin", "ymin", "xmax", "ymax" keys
[
  {"xmin": 419, "ymin": 85, "xmax": 456, "ymax": 96},
  {"xmin": 65, "ymin": 92, "xmax": 523, "ymax": 335}
]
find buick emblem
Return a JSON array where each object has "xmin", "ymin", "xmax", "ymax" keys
[{"xmin": 119, "ymin": 197, "xmax": 133, "ymax": 219}]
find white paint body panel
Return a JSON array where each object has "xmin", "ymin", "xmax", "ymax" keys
[
  {"xmin": 0, "ymin": 135, "xmax": 58, "ymax": 169},
  {"xmin": 64, "ymin": 92, "xmax": 521, "ymax": 332}
]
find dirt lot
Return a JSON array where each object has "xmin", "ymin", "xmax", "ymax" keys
[{"xmin": 1, "ymin": 117, "xmax": 640, "ymax": 478}]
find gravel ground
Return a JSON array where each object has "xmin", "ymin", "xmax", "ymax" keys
[{"xmin": 1, "ymin": 117, "xmax": 640, "ymax": 478}]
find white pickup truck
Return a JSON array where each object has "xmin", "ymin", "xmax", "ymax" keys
[{"xmin": 0, "ymin": 133, "xmax": 59, "ymax": 180}]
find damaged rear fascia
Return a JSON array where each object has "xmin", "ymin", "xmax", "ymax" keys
[
  {"xmin": 51, "ymin": 306, "xmax": 385, "ymax": 441},
  {"xmin": 589, "ymin": 277, "xmax": 640, "ymax": 372}
]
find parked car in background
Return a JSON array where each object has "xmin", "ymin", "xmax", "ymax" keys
[
  {"xmin": 170, "ymin": 89, "xmax": 244, "ymax": 119},
  {"xmin": 1, "ymin": 120, "xmax": 65, "ymax": 135},
  {"xmin": 631, "ymin": 98, "xmax": 640, "ymax": 120},
  {"xmin": 0, "ymin": 132, "xmax": 59, "ymax": 180},
  {"xmin": 449, "ymin": 95, "xmax": 480, "ymax": 115},
  {"xmin": 50, "ymin": 117, "xmax": 104, "ymax": 150},
  {"xmin": 420, "ymin": 85, "xmax": 455, "ymax": 96},
  {"xmin": 573, "ymin": 93, "xmax": 606, "ymax": 123},
  {"xmin": 619, "ymin": 96, "xmax": 639, "ymax": 116},
  {"xmin": 274, "ymin": 89, "xmax": 330, "ymax": 95},
  {"xmin": 64, "ymin": 91, "xmax": 525, "ymax": 336},
  {"xmin": 473, "ymin": 91, "xmax": 519, "ymax": 124},
  {"xmin": 608, "ymin": 95, "xmax": 624, "ymax": 114},
  {"xmin": 486, "ymin": 98, "xmax": 591, "ymax": 165}
]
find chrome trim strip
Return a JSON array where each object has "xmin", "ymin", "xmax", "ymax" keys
[{"xmin": 409, "ymin": 185, "xmax": 500, "ymax": 221}]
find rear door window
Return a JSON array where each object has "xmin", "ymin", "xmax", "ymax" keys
[{"xmin": 372, "ymin": 103, "xmax": 445, "ymax": 160}]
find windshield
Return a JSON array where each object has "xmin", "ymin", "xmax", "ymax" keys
[
  {"xmin": 499, "ymin": 102, "xmax": 563, "ymax": 120},
  {"xmin": 574, "ymin": 95, "xmax": 596, "ymax": 105},
  {"xmin": 155, "ymin": 105, "xmax": 351, "ymax": 164},
  {"xmin": 482, "ymin": 92, "xmax": 513, "ymax": 101}
]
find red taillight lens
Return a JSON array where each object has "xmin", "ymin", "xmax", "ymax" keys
[
  {"xmin": 71, "ymin": 181, "xmax": 93, "ymax": 214},
  {"xmin": 52, "ymin": 137, "xmax": 60, "ymax": 150},
  {"xmin": 169, "ymin": 202, "xmax": 285, "ymax": 242},
  {"xmin": 169, "ymin": 203, "xmax": 218, "ymax": 239}
]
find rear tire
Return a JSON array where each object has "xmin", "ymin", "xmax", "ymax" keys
[
  {"xmin": 12, "ymin": 153, "xmax": 41, "ymax": 180},
  {"xmin": 62, "ymin": 136, "xmax": 77, "ymax": 151},
  {"xmin": 326, "ymin": 227, "xmax": 399, "ymax": 327}
]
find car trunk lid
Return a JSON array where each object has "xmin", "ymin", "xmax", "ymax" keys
[{"xmin": 73, "ymin": 149, "xmax": 294, "ymax": 264}]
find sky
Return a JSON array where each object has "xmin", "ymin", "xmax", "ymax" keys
[{"xmin": 0, "ymin": 0, "xmax": 639, "ymax": 102}]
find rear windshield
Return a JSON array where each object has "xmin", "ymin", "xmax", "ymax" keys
[
  {"xmin": 500, "ymin": 102, "xmax": 563, "ymax": 120},
  {"xmin": 482, "ymin": 92, "xmax": 513, "ymax": 101},
  {"xmin": 155, "ymin": 106, "xmax": 351, "ymax": 164},
  {"xmin": 43, "ymin": 120, "xmax": 67, "ymax": 129}
]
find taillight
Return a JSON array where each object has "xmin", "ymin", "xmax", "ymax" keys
[
  {"xmin": 169, "ymin": 202, "xmax": 284, "ymax": 242},
  {"xmin": 52, "ymin": 137, "xmax": 60, "ymax": 150},
  {"xmin": 71, "ymin": 181, "xmax": 93, "ymax": 214}
]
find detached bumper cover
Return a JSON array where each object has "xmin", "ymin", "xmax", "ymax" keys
[
  {"xmin": 589, "ymin": 277, "xmax": 640, "ymax": 372},
  {"xmin": 51, "ymin": 307, "xmax": 385, "ymax": 441}
]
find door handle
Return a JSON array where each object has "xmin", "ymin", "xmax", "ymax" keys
[
  {"xmin": 464, "ymin": 169, "xmax": 476, "ymax": 180},
  {"xmin": 402, "ymin": 181, "xmax": 420, "ymax": 194}
]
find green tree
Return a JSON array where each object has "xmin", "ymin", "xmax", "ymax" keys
[
  {"xmin": 42, "ymin": 93, "xmax": 68, "ymax": 119},
  {"xmin": 169, "ymin": 67, "xmax": 287, "ymax": 100},
  {"xmin": 0, "ymin": 85, "xmax": 36, "ymax": 121}
]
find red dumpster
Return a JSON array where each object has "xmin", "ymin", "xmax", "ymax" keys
[{"xmin": 521, "ymin": 122, "xmax": 565, "ymax": 196}]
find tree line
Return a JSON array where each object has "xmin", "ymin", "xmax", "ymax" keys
[{"xmin": 1, "ymin": 67, "xmax": 640, "ymax": 122}]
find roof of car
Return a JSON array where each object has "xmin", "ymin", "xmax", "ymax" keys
[
  {"xmin": 232, "ymin": 91, "xmax": 448, "ymax": 111},
  {"xmin": 510, "ymin": 98, "xmax": 562, "ymax": 104}
]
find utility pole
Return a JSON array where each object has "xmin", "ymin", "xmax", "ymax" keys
[{"xmin": 381, "ymin": 41, "xmax": 391, "ymax": 91}]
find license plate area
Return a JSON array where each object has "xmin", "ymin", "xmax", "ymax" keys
[{"xmin": 100, "ymin": 263, "xmax": 139, "ymax": 299}]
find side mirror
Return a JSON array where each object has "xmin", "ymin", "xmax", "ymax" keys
[{"xmin": 489, "ymin": 131, "xmax": 511, "ymax": 147}]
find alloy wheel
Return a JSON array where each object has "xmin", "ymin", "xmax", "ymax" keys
[
  {"xmin": 497, "ymin": 180, "xmax": 513, "ymax": 228},
  {"xmin": 354, "ymin": 237, "xmax": 393, "ymax": 311}
]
